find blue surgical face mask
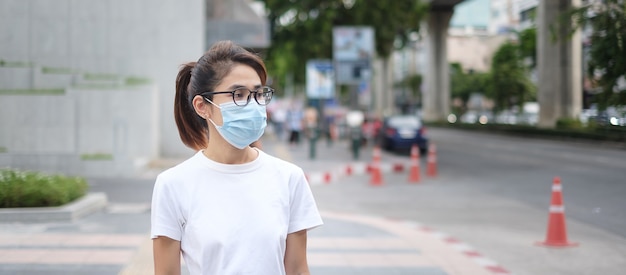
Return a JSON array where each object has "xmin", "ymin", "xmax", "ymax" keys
[{"xmin": 206, "ymin": 100, "xmax": 267, "ymax": 149}]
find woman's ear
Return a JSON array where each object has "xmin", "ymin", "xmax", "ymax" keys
[{"xmin": 192, "ymin": 95, "xmax": 210, "ymax": 119}]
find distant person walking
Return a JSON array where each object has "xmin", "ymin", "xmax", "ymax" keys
[
  {"xmin": 151, "ymin": 40, "xmax": 323, "ymax": 275},
  {"xmin": 271, "ymin": 107, "xmax": 287, "ymax": 141},
  {"xmin": 286, "ymin": 105, "xmax": 304, "ymax": 146}
]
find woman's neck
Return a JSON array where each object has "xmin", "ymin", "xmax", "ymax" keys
[{"xmin": 203, "ymin": 141, "xmax": 258, "ymax": 164}]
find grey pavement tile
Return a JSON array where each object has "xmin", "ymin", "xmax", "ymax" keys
[
  {"xmin": 310, "ymin": 217, "xmax": 393, "ymax": 238},
  {"xmin": 43, "ymin": 212, "xmax": 151, "ymax": 234},
  {"xmin": 0, "ymin": 264, "xmax": 122, "ymax": 275},
  {"xmin": 309, "ymin": 248, "xmax": 421, "ymax": 253},
  {"xmin": 309, "ymin": 267, "xmax": 448, "ymax": 275}
]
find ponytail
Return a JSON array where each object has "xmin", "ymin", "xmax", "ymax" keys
[{"xmin": 174, "ymin": 62, "xmax": 208, "ymax": 150}]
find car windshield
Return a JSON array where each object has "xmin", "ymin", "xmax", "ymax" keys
[{"xmin": 388, "ymin": 116, "xmax": 421, "ymax": 128}]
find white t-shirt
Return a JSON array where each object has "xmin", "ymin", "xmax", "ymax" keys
[{"xmin": 151, "ymin": 149, "xmax": 323, "ymax": 275}]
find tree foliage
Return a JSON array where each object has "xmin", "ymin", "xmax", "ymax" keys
[
  {"xmin": 489, "ymin": 42, "xmax": 536, "ymax": 112},
  {"xmin": 395, "ymin": 73, "xmax": 422, "ymax": 97},
  {"xmin": 450, "ymin": 63, "xmax": 491, "ymax": 111},
  {"xmin": 517, "ymin": 27, "xmax": 537, "ymax": 69},
  {"xmin": 558, "ymin": 0, "xmax": 626, "ymax": 109},
  {"xmin": 261, "ymin": 0, "xmax": 429, "ymax": 89}
]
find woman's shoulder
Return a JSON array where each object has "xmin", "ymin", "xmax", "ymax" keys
[
  {"xmin": 155, "ymin": 152, "xmax": 205, "ymax": 184},
  {"xmin": 258, "ymin": 150, "xmax": 303, "ymax": 173}
]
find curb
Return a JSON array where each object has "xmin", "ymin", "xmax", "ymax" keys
[
  {"xmin": 305, "ymin": 161, "xmax": 416, "ymax": 185},
  {"xmin": 318, "ymin": 211, "xmax": 511, "ymax": 275},
  {"xmin": 0, "ymin": 192, "xmax": 108, "ymax": 223},
  {"xmin": 385, "ymin": 217, "xmax": 511, "ymax": 275},
  {"xmin": 414, "ymin": 225, "xmax": 511, "ymax": 274}
]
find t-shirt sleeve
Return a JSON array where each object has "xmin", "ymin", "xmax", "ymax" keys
[
  {"xmin": 288, "ymin": 168, "xmax": 324, "ymax": 234},
  {"xmin": 151, "ymin": 174, "xmax": 184, "ymax": 240}
]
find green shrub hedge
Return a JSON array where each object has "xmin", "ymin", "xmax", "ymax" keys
[{"xmin": 0, "ymin": 169, "xmax": 88, "ymax": 208}]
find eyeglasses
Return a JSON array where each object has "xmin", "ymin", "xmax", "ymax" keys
[{"xmin": 202, "ymin": 86, "xmax": 274, "ymax": 106}]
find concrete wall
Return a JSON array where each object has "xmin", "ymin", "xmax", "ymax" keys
[
  {"xmin": 0, "ymin": 67, "xmax": 34, "ymax": 89},
  {"xmin": 0, "ymin": 83, "xmax": 159, "ymax": 177},
  {"xmin": 0, "ymin": 0, "xmax": 205, "ymax": 158},
  {"xmin": 0, "ymin": 85, "xmax": 159, "ymax": 176}
]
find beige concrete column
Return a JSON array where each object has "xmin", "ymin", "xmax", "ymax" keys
[
  {"xmin": 537, "ymin": 0, "xmax": 582, "ymax": 128},
  {"xmin": 423, "ymin": 9, "xmax": 453, "ymax": 122},
  {"xmin": 372, "ymin": 58, "xmax": 382, "ymax": 117}
]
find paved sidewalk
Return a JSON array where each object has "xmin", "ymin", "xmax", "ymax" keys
[
  {"xmin": 266, "ymin": 136, "xmax": 509, "ymax": 275},
  {"xmin": 0, "ymin": 134, "xmax": 510, "ymax": 275}
]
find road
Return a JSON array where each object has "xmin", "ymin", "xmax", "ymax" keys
[{"xmin": 308, "ymin": 127, "xmax": 626, "ymax": 275}]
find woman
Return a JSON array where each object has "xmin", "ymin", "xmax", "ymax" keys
[{"xmin": 151, "ymin": 40, "xmax": 323, "ymax": 275}]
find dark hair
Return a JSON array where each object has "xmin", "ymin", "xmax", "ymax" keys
[{"xmin": 174, "ymin": 40, "xmax": 268, "ymax": 150}]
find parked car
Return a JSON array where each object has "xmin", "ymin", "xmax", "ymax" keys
[{"xmin": 377, "ymin": 115, "xmax": 428, "ymax": 154}]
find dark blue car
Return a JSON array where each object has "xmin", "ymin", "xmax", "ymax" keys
[{"xmin": 378, "ymin": 115, "xmax": 428, "ymax": 154}]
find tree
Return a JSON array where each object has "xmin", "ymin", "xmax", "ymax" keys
[
  {"xmin": 394, "ymin": 73, "xmax": 423, "ymax": 111},
  {"xmin": 518, "ymin": 27, "xmax": 537, "ymax": 69},
  {"xmin": 558, "ymin": 0, "xmax": 626, "ymax": 109},
  {"xmin": 449, "ymin": 63, "xmax": 491, "ymax": 113},
  {"xmin": 262, "ymin": 0, "xmax": 428, "ymax": 90},
  {"xmin": 489, "ymin": 42, "xmax": 536, "ymax": 113},
  {"xmin": 515, "ymin": 7, "xmax": 538, "ymax": 70}
]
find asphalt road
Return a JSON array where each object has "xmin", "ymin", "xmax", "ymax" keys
[
  {"xmin": 308, "ymin": 127, "xmax": 626, "ymax": 275},
  {"xmin": 429, "ymin": 127, "xmax": 626, "ymax": 238}
]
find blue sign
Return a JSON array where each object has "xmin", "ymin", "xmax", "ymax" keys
[{"xmin": 306, "ymin": 60, "xmax": 335, "ymax": 99}]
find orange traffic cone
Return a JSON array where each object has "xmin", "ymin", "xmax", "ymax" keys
[
  {"xmin": 323, "ymin": 172, "xmax": 332, "ymax": 184},
  {"xmin": 537, "ymin": 177, "xmax": 578, "ymax": 247},
  {"xmin": 426, "ymin": 143, "xmax": 437, "ymax": 177},
  {"xmin": 408, "ymin": 145, "xmax": 421, "ymax": 183},
  {"xmin": 369, "ymin": 146, "xmax": 383, "ymax": 186}
]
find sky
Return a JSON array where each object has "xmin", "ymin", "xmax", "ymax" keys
[{"xmin": 450, "ymin": 0, "xmax": 491, "ymax": 29}]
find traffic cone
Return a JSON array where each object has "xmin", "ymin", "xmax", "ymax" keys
[
  {"xmin": 408, "ymin": 145, "xmax": 421, "ymax": 183},
  {"xmin": 537, "ymin": 177, "xmax": 578, "ymax": 247},
  {"xmin": 369, "ymin": 146, "xmax": 383, "ymax": 186},
  {"xmin": 426, "ymin": 143, "xmax": 437, "ymax": 177},
  {"xmin": 323, "ymin": 172, "xmax": 332, "ymax": 184}
]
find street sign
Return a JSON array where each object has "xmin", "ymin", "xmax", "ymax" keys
[
  {"xmin": 333, "ymin": 27, "xmax": 375, "ymax": 61},
  {"xmin": 333, "ymin": 26, "xmax": 375, "ymax": 85},
  {"xmin": 306, "ymin": 60, "xmax": 335, "ymax": 99}
]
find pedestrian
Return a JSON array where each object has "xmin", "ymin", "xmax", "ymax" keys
[
  {"xmin": 151, "ymin": 40, "xmax": 323, "ymax": 275},
  {"xmin": 286, "ymin": 104, "xmax": 303, "ymax": 146},
  {"xmin": 271, "ymin": 106, "xmax": 287, "ymax": 141}
]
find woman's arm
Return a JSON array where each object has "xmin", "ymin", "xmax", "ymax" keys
[
  {"xmin": 284, "ymin": 229, "xmax": 310, "ymax": 275},
  {"xmin": 153, "ymin": 236, "xmax": 182, "ymax": 275}
]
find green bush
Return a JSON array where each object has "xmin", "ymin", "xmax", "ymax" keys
[
  {"xmin": 556, "ymin": 118, "xmax": 584, "ymax": 129},
  {"xmin": 0, "ymin": 169, "xmax": 88, "ymax": 208}
]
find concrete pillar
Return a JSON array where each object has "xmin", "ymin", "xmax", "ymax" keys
[
  {"xmin": 373, "ymin": 58, "xmax": 384, "ymax": 117},
  {"xmin": 423, "ymin": 8, "xmax": 453, "ymax": 122},
  {"xmin": 372, "ymin": 57, "xmax": 395, "ymax": 118},
  {"xmin": 537, "ymin": 0, "xmax": 582, "ymax": 128}
]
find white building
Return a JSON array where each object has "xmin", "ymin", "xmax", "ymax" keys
[{"xmin": 0, "ymin": 0, "xmax": 271, "ymax": 176}]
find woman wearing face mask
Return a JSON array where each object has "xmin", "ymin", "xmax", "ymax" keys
[{"xmin": 151, "ymin": 41, "xmax": 323, "ymax": 275}]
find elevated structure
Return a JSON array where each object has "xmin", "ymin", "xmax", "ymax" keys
[
  {"xmin": 421, "ymin": 0, "xmax": 581, "ymax": 126},
  {"xmin": 537, "ymin": 0, "xmax": 582, "ymax": 127},
  {"xmin": 422, "ymin": 0, "xmax": 464, "ymax": 122}
]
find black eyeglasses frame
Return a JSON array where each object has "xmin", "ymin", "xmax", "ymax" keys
[{"xmin": 201, "ymin": 86, "xmax": 274, "ymax": 106}]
